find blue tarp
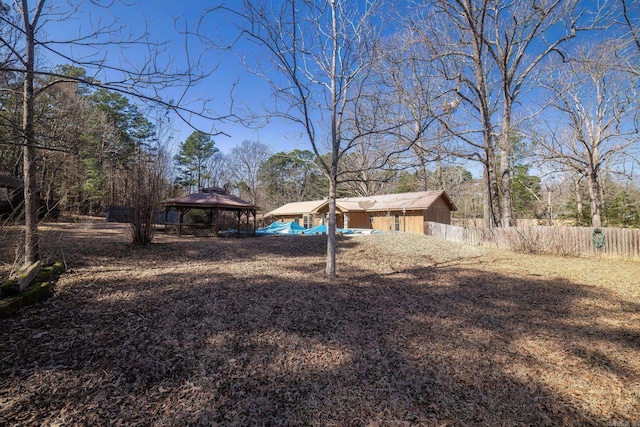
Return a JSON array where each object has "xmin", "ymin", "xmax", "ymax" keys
[
  {"xmin": 256, "ymin": 221, "xmax": 307, "ymax": 235},
  {"xmin": 301, "ymin": 224, "xmax": 354, "ymax": 235},
  {"xmin": 256, "ymin": 222, "xmax": 356, "ymax": 235}
]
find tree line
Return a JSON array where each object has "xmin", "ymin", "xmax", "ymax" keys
[{"xmin": 174, "ymin": 132, "xmax": 639, "ymax": 228}]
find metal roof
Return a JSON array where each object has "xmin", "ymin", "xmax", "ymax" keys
[
  {"xmin": 160, "ymin": 188, "xmax": 256, "ymax": 210},
  {"xmin": 340, "ymin": 191, "xmax": 457, "ymax": 212},
  {"xmin": 265, "ymin": 190, "xmax": 456, "ymax": 216},
  {"xmin": 264, "ymin": 199, "xmax": 328, "ymax": 216}
]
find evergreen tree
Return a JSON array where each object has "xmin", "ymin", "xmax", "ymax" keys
[
  {"xmin": 90, "ymin": 88, "xmax": 155, "ymax": 208},
  {"xmin": 605, "ymin": 190, "xmax": 640, "ymax": 228},
  {"xmin": 174, "ymin": 131, "xmax": 218, "ymax": 192},
  {"xmin": 259, "ymin": 150, "xmax": 325, "ymax": 210},
  {"xmin": 511, "ymin": 165, "xmax": 542, "ymax": 220}
]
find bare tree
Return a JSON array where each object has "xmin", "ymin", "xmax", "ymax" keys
[
  {"xmin": 204, "ymin": 150, "xmax": 230, "ymax": 190},
  {"xmin": 0, "ymin": 0, "xmax": 216, "ymax": 264},
  {"xmin": 228, "ymin": 139, "xmax": 271, "ymax": 207},
  {"xmin": 485, "ymin": 0, "xmax": 592, "ymax": 227},
  {"xmin": 338, "ymin": 135, "xmax": 399, "ymax": 197},
  {"xmin": 620, "ymin": 0, "xmax": 640, "ymax": 53},
  {"xmin": 534, "ymin": 42, "xmax": 640, "ymax": 227},
  {"xmin": 213, "ymin": 0, "xmax": 401, "ymax": 277},
  {"xmin": 409, "ymin": 0, "xmax": 597, "ymax": 228},
  {"xmin": 409, "ymin": 1, "xmax": 502, "ymax": 228},
  {"xmin": 377, "ymin": 31, "xmax": 452, "ymax": 192},
  {"xmin": 127, "ymin": 111, "xmax": 173, "ymax": 245}
]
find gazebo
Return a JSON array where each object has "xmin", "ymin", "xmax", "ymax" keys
[{"xmin": 160, "ymin": 187, "xmax": 257, "ymax": 237}]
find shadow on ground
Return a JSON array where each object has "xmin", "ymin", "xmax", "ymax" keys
[{"xmin": 1, "ymin": 224, "xmax": 638, "ymax": 426}]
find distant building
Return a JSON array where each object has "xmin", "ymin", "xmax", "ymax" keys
[
  {"xmin": 265, "ymin": 190, "xmax": 457, "ymax": 234},
  {"xmin": 0, "ymin": 174, "xmax": 24, "ymax": 220},
  {"xmin": 160, "ymin": 187, "xmax": 257, "ymax": 236}
]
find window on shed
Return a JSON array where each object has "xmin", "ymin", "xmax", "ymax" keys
[
  {"xmin": 394, "ymin": 214, "xmax": 400, "ymax": 231},
  {"xmin": 303, "ymin": 215, "xmax": 312, "ymax": 229}
]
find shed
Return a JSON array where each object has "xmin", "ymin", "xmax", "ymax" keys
[
  {"xmin": 263, "ymin": 200, "xmax": 328, "ymax": 229},
  {"xmin": 160, "ymin": 187, "xmax": 257, "ymax": 237},
  {"xmin": 265, "ymin": 190, "xmax": 457, "ymax": 234},
  {"xmin": 0, "ymin": 174, "xmax": 24, "ymax": 220}
]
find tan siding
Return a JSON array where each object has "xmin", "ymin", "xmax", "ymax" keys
[
  {"xmin": 275, "ymin": 214, "xmax": 299, "ymax": 224},
  {"xmin": 404, "ymin": 211, "xmax": 425, "ymax": 233},
  {"xmin": 369, "ymin": 210, "xmax": 425, "ymax": 233},
  {"xmin": 347, "ymin": 212, "xmax": 370, "ymax": 228},
  {"xmin": 424, "ymin": 207, "xmax": 451, "ymax": 225},
  {"xmin": 270, "ymin": 193, "xmax": 454, "ymax": 232},
  {"xmin": 430, "ymin": 198, "xmax": 451, "ymax": 210},
  {"xmin": 371, "ymin": 212, "xmax": 392, "ymax": 231}
]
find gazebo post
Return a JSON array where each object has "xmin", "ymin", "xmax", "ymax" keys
[
  {"xmin": 159, "ymin": 188, "xmax": 257, "ymax": 238},
  {"xmin": 164, "ymin": 207, "xmax": 169, "ymax": 232},
  {"xmin": 177, "ymin": 208, "xmax": 184, "ymax": 237},
  {"xmin": 213, "ymin": 208, "xmax": 220, "ymax": 237}
]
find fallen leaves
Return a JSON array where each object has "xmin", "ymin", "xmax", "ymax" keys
[{"xmin": 0, "ymin": 222, "xmax": 638, "ymax": 425}]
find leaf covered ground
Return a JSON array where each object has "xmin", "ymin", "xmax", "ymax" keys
[{"xmin": 1, "ymin": 222, "xmax": 639, "ymax": 426}]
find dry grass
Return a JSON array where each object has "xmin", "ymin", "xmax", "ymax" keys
[{"xmin": 1, "ymin": 222, "xmax": 639, "ymax": 426}]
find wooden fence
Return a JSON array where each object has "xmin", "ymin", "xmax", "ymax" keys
[{"xmin": 424, "ymin": 221, "xmax": 640, "ymax": 261}]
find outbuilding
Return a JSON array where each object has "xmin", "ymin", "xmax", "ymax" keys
[
  {"xmin": 264, "ymin": 190, "xmax": 457, "ymax": 234},
  {"xmin": 160, "ymin": 187, "xmax": 257, "ymax": 237},
  {"xmin": 0, "ymin": 174, "xmax": 24, "ymax": 220}
]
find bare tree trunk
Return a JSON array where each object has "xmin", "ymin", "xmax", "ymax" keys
[
  {"xmin": 326, "ymin": 1, "xmax": 339, "ymax": 279},
  {"xmin": 483, "ymin": 162, "xmax": 500, "ymax": 228},
  {"xmin": 574, "ymin": 174, "xmax": 584, "ymax": 225},
  {"xmin": 485, "ymin": 142, "xmax": 501, "ymax": 228},
  {"xmin": 483, "ymin": 167, "xmax": 492, "ymax": 229},
  {"xmin": 598, "ymin": 174, "xmax": 607, "ymax": 226},
  {"xmin": 499, "ymin": 109, "xmax": 513, "ymax": 227},
  {"xmin": 587, "ymin": 168, "xmax": 602, "ymax": 227},
  {"xmin": 326, "ymin": 174, "xmax": 337, "ymax": 278},
  {"xmin": 547, "ymin": 189, "xmax": 553, "ymax": 226},
  {"xmin": 20, "ymin": 0, "xmax": 45, "ymax": 265}
]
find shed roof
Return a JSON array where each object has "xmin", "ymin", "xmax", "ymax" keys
[
  {"xmin": 265, "ymin": 199, "xmax": 327, "ymax": 216},
  {"xmin": 161, "ymin": 188, "xmax": 256, "ymax": 210},
  {"xmin": 265, "ymin": 190, "xmax": 456, "ymax": 217},
  {"xmin": 340, "ymin": 190, "xmax": 457, "ymax": 212}
]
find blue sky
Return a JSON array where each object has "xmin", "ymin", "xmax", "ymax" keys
[
  {"xmin": 41, "ymin": 0, "xmax": 307, "ymax": 156},
  {"xmin": 37, "ymin": 0, "xmax": 639, "ymax": 176}
]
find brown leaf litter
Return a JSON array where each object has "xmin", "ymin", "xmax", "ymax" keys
[{"xmin": 0, "ymin": 222, "xmax": 638, "ymax": 426}]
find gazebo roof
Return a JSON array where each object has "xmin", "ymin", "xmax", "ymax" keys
[{"xmin": 160, "ymin": 188, "xmax": 256, "ymax": 210}]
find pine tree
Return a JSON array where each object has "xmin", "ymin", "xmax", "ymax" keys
[{"xmin": 174, "ymin": 131, "xmax": 218, "ymax": 192}]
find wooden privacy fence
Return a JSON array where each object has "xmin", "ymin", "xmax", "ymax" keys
[{"xmin": 424, "ymin": 221, "xmax": 640, "ymax": 261}]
